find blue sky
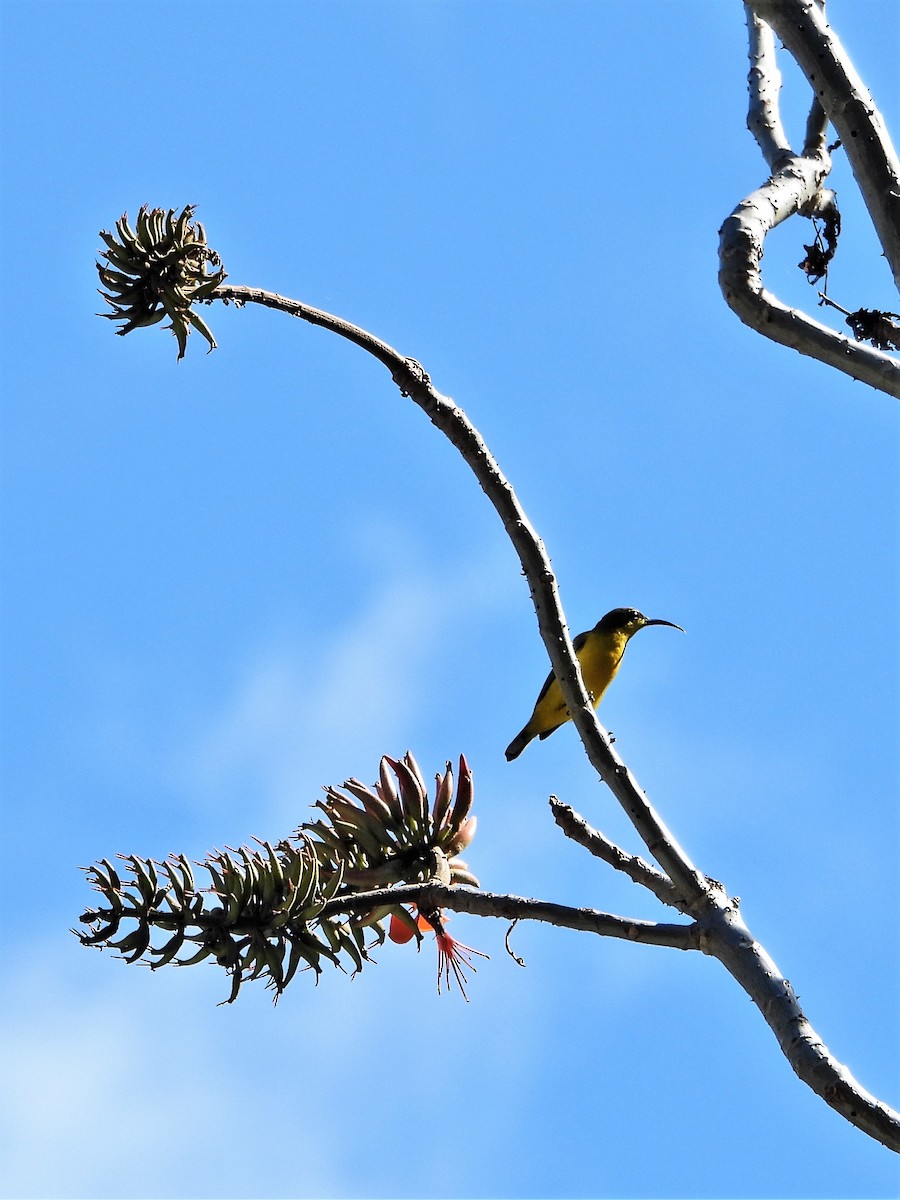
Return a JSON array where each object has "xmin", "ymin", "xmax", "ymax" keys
[{"xmin": 1, "ymin": 2, "xmax": 898, "ymax": 1197}]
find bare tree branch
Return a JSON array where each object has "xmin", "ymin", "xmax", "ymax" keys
[
  {"xmin": 720, "ymin": 8, "xmax": 900, "ymax": 396},
  {"xmin": 322, "ymin": 882, "xmax": 700, "ymax": 951},
  {"xmin": 719, "ymin": 152, "xmax": 900, "ymax": 394},
  {"xmin": 206, "ymin": 282, "xmax": 899, "ymax": 1149},
  {"xmin": 744, "ymin": 0, "xmax": 827, "ymax": 160},
  {"xmin": 549, "ymin": 798, "xmax": 682, "ymax": 910},
  {"xmin": 749, "ymin": 0, "xmax": 900, "ymax": 289},
  {"xmin": 329, "ymin": 872, "xmax": 900, "ymax": 1148},
  {"xmin": 93, "ymin": 207, "xmax": 899, "ymax": 1146},
  {"xmin": 704, "ymin": 903, "xmax": 900, "ymax": 1150},
  {"xmin": 803, "ymin": 96, "xmax": 830, "ymax": 156},
  {"xmin": 745, "ymin": 4, "xmax": 792, "ymax": 167},
  {"xmin": 215, "ymin": 283, "xmax": 710, "ymax": 906}
]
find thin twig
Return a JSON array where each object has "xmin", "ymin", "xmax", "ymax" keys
[
  {"xmin": 818, "ymin": 292, "xmax": 851, "ymax": 317},
  {"xmin": 505, "ymin": 919, "xmax": 527, "ymax": 967},
  {"xmin": 550, "ymin": 798, "xmax": 681, "ymax": 910}
]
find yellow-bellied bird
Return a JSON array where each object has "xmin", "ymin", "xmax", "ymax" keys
[{"xmin": 504, "ymin": 607, "xmax": 683, "ymax": 761}]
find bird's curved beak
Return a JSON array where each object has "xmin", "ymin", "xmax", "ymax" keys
[{"xmin": 644, "ymin": 618, "xmax": 685, "ymax": 632}]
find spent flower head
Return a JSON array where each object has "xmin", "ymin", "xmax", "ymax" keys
[{"xmin": 97, "ymin": 205, "xmax": 226, "ymax": 359}]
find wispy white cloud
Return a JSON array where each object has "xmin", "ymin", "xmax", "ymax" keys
[
  {"xmin": 0, "ymin": 949, "xmax": 342, "ymax": 1199},
  {"xmin": 0, "ymin": 928, "xmax": 560, "ymax": 1199},
  {"xmin": 176, "ymin": 532, "xmax": 514, "ymax": 829}
]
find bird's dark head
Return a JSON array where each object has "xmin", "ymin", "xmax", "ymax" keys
[{"xmin": 595, "ymin": 607, "xmax": 685, "ymax": 638}]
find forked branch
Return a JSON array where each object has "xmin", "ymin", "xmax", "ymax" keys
[
  {"xmin": 91, "ymin": 201, "xmax": 900, "ymax": 1145},
  {"xmin": 719, "ymin": 3, "xmax": 900, "ymax": 395},
  {"xmin": 750, "ymin": 0, "xmax": 900, "ymax": 283},
  {"xmin": 208, "ymin": 281, "xmax": 897, "ymax": 1149},
  {"xmin": 216, "ymin": 284, "xmax": 708, "ymax": 904}
]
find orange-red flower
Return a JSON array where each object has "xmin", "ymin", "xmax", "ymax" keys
[
  {"xmin": 389, "ymin": 905, "xmax": 487, "ymax": 1001},
  {"xmin": 388, "ymin": 907, "xmax": 431, "ymax": 945}
]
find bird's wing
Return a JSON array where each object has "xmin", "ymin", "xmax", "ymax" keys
[
  {"xmin": 530, "ymin": 629, "xmax": 589, "ymax": 707},
  {"xmin": 571, "ymin": 629, "xmax": 590, "ymax": 653}
]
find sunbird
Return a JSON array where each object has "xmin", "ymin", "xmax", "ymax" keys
[{"xmin": 504, "ymin": 607, "xmax": 684, "ymax": 761}]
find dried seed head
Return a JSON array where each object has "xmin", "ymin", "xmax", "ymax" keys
[{"xmin": 97, "ymin": 206, "xmax": 226, "ymax": 359}]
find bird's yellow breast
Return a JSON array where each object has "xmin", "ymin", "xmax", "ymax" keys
[
  {"xmin": 576, "ymin": 628, "xmax": 628, "ymax": 704},
  {"xmin": 526, "ymin": 627, "xmax": 628, "ymax": 737}
]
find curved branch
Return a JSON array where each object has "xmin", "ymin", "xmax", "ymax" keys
[
  {"xmin": 212, "ymin": 282, "xmax": 898, "ymax": 1149},
  {"xmin": 216, "ymin": 283, "xmax": 710, "ymax": 906},
  {"xmin": 749, "ymin": 0, "xmax": 900, "ymax": 289},
  {"xmin": 719, "ymin": 152, "xmax": 900, "ymax": 395}
]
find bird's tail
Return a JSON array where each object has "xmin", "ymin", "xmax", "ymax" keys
[{"xmin": 505, "ymin": 726, "xmax": 533, "ymax": 762}]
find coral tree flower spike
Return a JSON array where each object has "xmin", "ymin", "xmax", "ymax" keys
[
  {"xmin": 390, "ymin": 905, "xmax": 488, "ymax": 1001},
  {"xmin": 432, "ymin": 923, "xmax": 489, "ymax": 1003}
]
